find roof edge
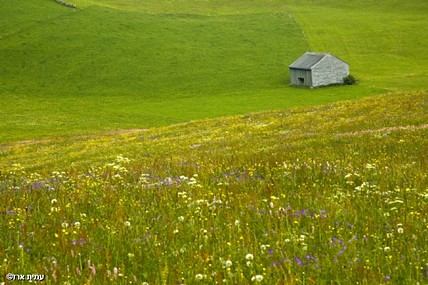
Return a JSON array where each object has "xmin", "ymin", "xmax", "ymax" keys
[{"xmin": 289, "ymin": 52, "xmax": 348, "ymax": 69}]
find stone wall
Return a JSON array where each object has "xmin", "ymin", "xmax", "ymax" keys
[
  {"xmin": 311, "ymin": 55, "xmax": 349, "ymax": 87},
  {"xmin": 54, "ymin": 0, "xmax": 76, "ymax": 8}
]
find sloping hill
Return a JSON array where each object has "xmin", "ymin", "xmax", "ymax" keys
[
  {"xmin": 1, "ymin": 6, "xmax": 304, "ymax": 96},
  {"xmin": 2, "ymin": 0, "xmax": 427, "ymax": 143},
  {"xmin": 1, "ymin": 91, "xmax": 427, "ymax": 283},
  {"xmin": 0, "ymin": 0, "xmax": 310, "ymax": 142},
  {"xmin": 1, "ymin": 91, "xmax": 427, "ymax": 172},
  {"xmin": 290, "ymin": 0, "xmax": 428, "ymax": 90},
  {"xmin": 1, "ymin": 1, "xmax": 427, "ymax": 283}
]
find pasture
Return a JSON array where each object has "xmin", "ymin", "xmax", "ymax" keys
[
  {"xmin": 1, "ymin": 0, "xmax": 427, "ymax": 143},
  {"xmin": 1, "ymin": 0, "xmax": 428, "ymax": 284}
]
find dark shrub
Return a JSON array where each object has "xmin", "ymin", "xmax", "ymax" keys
[{"xmin": 343, "ymin": 74, "xmax": 356, "ymax": 85}]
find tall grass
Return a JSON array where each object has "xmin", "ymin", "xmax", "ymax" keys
[{"xmin": 1, "ymin": 91, "xmax": 427, "ymax": 284}]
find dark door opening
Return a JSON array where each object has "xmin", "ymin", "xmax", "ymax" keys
[{"xmin": 298, "ymin": 77, "xmax": 304, "ymax": 85}]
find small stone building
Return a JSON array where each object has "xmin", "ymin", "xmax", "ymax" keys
[{"xmin": 289, "ymin": 52, "xmax": 349, "ymax": 87}]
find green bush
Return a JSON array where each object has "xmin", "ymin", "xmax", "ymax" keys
[{"xmin": 343, "ymin": 74, "xmax": 357, "ymax": 85}]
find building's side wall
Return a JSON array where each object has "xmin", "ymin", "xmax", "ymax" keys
[
  {"xmin": 290, "ymin": 68, "xmax": 312, "ymax": 87},
  {"xmin": 311, "ymin": 56, "xmax": 349, "ymax": 87}
]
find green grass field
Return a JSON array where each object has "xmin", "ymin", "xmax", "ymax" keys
[
  {"xmin": 1, "ymin": 0, "xmax": 427, "ymax": 143},
  {"xmin": 1, "ymin": 0, "xmax": 428, "ymax": 284}
]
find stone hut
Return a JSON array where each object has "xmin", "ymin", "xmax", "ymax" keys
[{"xmin": 289, "ymin": 52, "xmax": 349, "ymax": 87}]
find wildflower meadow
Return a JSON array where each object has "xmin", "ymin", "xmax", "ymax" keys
[
  {"xmin": 2, "ymin": 0, "xmax": 427, "ymax": 283},
  {"xmin": 1, "ymin": 91, "xmax": 427, "ymax": 284}
]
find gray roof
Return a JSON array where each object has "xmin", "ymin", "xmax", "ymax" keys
[{"xmin": 289, "ymin": 52, "xmax": 339, "ymax": 70}]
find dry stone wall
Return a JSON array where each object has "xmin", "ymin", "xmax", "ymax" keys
[{"xmin": 54, "ymin": 0, "xmax": 76, "ymax": 8}]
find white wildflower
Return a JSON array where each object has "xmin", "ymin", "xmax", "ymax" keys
[
  {"xmin": 195, "ymin": 273, "xmax": 204, "ymax": 280},
  {"xmin": 251, "ymin": 275, "xmax": 264, "ymax": 282},
  {"xmin": 245, "ymin": 254, "xmax": 254, "ymax": 261},
  {"xmin": 260, "ymin": 244, "xmax": 270, "ymax": 251},
  {"xmin": 365, "ymin": 163, "xmax": 376, "ymax": 169}
]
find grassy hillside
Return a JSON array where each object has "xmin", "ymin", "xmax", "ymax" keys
[
  {"xmin": 1, "ymin": 0, "xmax": 427, "ymax": 143},
  {"xmin": 1, "ymin": 1, "xmax": 428, "ymax": 283},
  {"xmin": 1, "ymin": 7, "xmax": 301, "ymax": 96},
  {"xmin": 290, "ymin": 0, "xmax": 428, "ymax": 90},
  {"xmin": 1, "ymin": 91, "xmax": 427, "ymax": 283}
]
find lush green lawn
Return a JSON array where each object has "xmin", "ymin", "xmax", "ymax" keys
[{"xmin": 1, "ymin": 0, "xmax": 427, "ymax": 143}]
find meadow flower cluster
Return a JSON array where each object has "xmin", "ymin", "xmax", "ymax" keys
[{"xmin": 0, "ymin": 91, "xmax": 427, "ymax": 283}]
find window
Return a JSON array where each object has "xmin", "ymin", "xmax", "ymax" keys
[{"xmin": 298, "ymin": 77, "xmax": 305, "ymax": 84}]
